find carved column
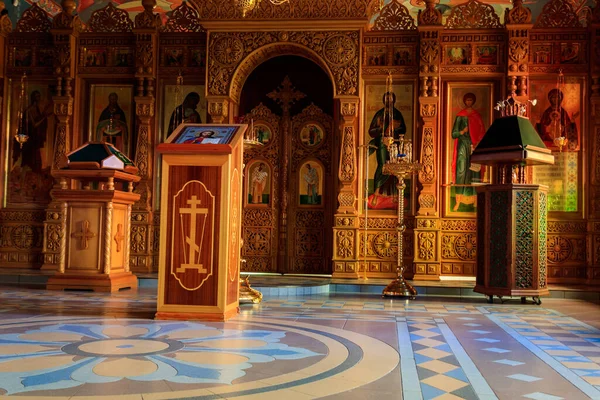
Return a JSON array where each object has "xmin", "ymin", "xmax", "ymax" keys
[
  {"xmin": 42, "ymin": 0, "xmax": 80, "ymax": 270},
  {"xmin": 412, "ymin": 0, "xmax": 442, "ymax": 281},
  {"xmin": 332, "ymin": 97, "xmax": 359, "ymax": 278},
  {"xmin": 0, "ymin": 0, "xmax": 9, "ymax": 81},
  {"xmin": 505, "ymin": 0, "xmax": 532, "ymax": 97},
  {"xmin": 207, "ymin": 96, "xmax": 231, "ymax": 124},
  {"xmin": 589, "ymin": 5, "xmax": 600, "ymax": 283},
  {"xmin": 130, "ymin": 1, "xmax": 161, "ymax": 273}
]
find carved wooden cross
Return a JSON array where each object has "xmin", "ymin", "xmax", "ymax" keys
[
  {"xmin": 267, "ymin": 76, "xmax": 306, "ymax": 116},
  {"xmin": 178, "ymin": 195, "xmax": 209, "ymax": 273},
  {"xmin": 71, "ymin": 220, "xmax": 95, "ymax": 250},
  {"xmin": 114, "ymin": 223, "xmax": 125, "ymax": 252}
]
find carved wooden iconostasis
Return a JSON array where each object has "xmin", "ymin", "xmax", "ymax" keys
[{"xmin": 0, "ymin": 0, "xmax": 599, "ymax": 285}]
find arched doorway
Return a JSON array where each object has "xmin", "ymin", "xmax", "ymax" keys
[{"xmin": 238, "ymin": 55, "xmax": 335, "ymax": 274}]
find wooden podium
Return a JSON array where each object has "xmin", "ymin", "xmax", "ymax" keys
[
  {"xmin": 156, "ymin": 124, "xmax": 245, "ymax": 321},
  {"xmin": 46, "ymin": 142, "xmax": 140, "ymax": 292}
]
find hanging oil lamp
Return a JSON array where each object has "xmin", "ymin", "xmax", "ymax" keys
[
  {"xmin": 14, "ymin": 73, "xmax": 29, "ymax": 149},
  {"xmin": 552, "ymin": 69, "xmax": 568, "ymax": 152}
]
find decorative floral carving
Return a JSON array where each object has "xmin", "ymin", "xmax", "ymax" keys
[
  {"xmin": 53, "ymin": 12, "xmax": 83, "ymax": 31},
  {"xmin": 508, "ymin": 39, "xmax": 527, "ymax": 64},
  {"xmin": 244, "ymin": 229, "xmax": 272, "ymax": 255},
  {"xmin": 52, "ymin": 124, "xmax": 69, "ymax": 171},
  {"xmin": 416, "ymin": 218, "xmax": 437, "ymax": 229},
  {"xmin": 442, "ymin": 219, "xmax": 477, "ymax": 231},
  {"xmin": 373, "ymin": 231, "xmax": 396, "ymax": 258},
  {"xmin": 208, "ymin": 31, "xmax": 359, "ymax": 97},
  {"xmin": 372, "ymin": 0, "xmax": 416, "ymax": 31},
  {"xmin": 213, "ymin": 36, "xmax": 245, "ymax": 66},
  {"xmin": 547, "ymin": 221, "xmax": 586, "ymax": 233},
  {"xmin": 135, "ymin": 11, "xmax": 162, "ymax": 29},
  {"xmin": 336, "ymin": 230, "xmax": 354, "ymax": 258},
  {"xmin": 454, "ymin": 233, "xmax": 476, "ymax": 260},
  {"xmin": 505, "ymin": 0, "xmax": 532, "ymax": 24},
  {"xmin": 243, "ymin": 209, "xmax": 274, "ymax": 227},
  {"xmin": 193, "ymin": 0, "xmax": 371, "ymax": 19},
  {"xmin": 88, "ymin": 3, "xmax": 133, "ymax": 33},
  {"xmin": 419, "ymin": 39, "xmax": 439, "ymax": 67},
  {"xmin": 418, "ymin": 232, "xmax": 435, "ymax": 260},
  {"xmin": 341, "ymin": 101, "xmax": 358, "ymax": 117},
  {"xmin": 360, "ymin": 217, "xmax": 398, "ymax": 229},
  {"xmin": 130, "ymin": 225, "xmax": 147, "ymax": 253},
  {"xmin": 418, "ymin": 126, "xmax": 435, "ymax": 183},
  {"xmin": 445, "ymin": 0, "xmax": 502, "ymax": 29},
  {"xmin": 163, "ymin": 2, "xmax": 204, "ymax": 32},
  {"xmin": 323, "ymin": 35, "xmax": 356, "ymax": 65},
  {"xmin": 547, "ymin": 236, "xmax": 573, "ymax": 263},
  {"xmin": 421, "ymin": 104, "xmax": 436, "ymax": 117},
  {"xmin": 0, "ymin": 14, "xmax": 12, "ymax": 35},
  {"xmin": 336, "ymin": 217, "xmax": 356, "ymax": 227},
  {"xmin": 16, "ymin": 3, "xmax": 51, "ymax": 33},
  {"xmin": 339, "ymin": 126, "xmax": 355, "ymax": 182},
  {"xmin": 418, "ymin": 1, "xmax": 442, "ymax": 26},
  {"xmin": 11, "ymin": 226, "xmax": 39, "ymax": 249},
  {"xmin": 535, "ymin": 0, "xmax": 581, "ymax": 28},
  {"xmin": 296, "ymin": 211, "xmax": 325, "ymax": 228}
]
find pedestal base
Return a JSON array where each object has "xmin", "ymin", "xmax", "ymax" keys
[
  {"xmin": 239, "ymin": 276, "xmax": 263, "ymax": 304},
  {"xmin": 474, "ymin": 285, "xmax": 549, "ymax": 305},
  {"xmin": 46, "ymin": 272, "xmax": 138, "ymax": 292},
  {"xmin": 382, "ymin": 277, "xmax": 418, "ymax": 298},
  {"xmin": 155, "ymin": 307, "xmax": 239, "ymax": 322}
]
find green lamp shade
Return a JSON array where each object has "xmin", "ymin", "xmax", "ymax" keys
[
  {"xmin": 65, "ymin": 142, "xmax": 137, "ymax": 172},
  {"xmin": 471, "ymin": 115, "xmax": 554, "ymax": 166}
]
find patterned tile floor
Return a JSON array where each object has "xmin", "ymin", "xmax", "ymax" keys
[{"xmin": 0, "ymin": 286, "xmax": 599, "ymax": 399}]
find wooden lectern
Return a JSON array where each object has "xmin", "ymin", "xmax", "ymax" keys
[
  {"xmin": 156, "ymin": 124, "xmax": 245, "ymax": 321},
  {"xmin": 471, "ymin": 110, "xmax": 554, "ymax": 305},
  {"xmin": 46, "ymin": 142, "xmax": 140, "ymax": 292}
]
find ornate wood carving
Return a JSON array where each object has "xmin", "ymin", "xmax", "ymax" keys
[
  {"xmin": 535, "ymin": 0, "xmax": 581, "ymax": 28},
  {"xmin": 208, "ymin": 31, "xmax": 359, "ymax": 98},
  {"xmin": 192, "ymin": 0, "xmax": 371, "ymax": 19},
  {"xmin": 240, "ymin": 105, "xmax": 281, "ymax": 273},
  {"xmin": 16, "ymin": 3, "xmax": 51, "ymax": 33},
  {"xmin": 505, "ymin": 0, "xmax": 532, "ymax": 25},
  {"xmin": 88, "ymin": 3, "xmax": 133, "ymax": 33},
  {"xmin": 445, "ymin": 0, "xmax": 502, "ymax": 29},
  {"xmin": 371, "ymin": 0, "xmax": 416, "ymax": 31},
  {"xmin": 418, "ymin": 0, "xmax": 442, "ymax": 26},
  {"xmin": 135, "ymin": 11, "xmax": 162, "ymax": 29},
  {"xmin": 163, "ymin": 2, "xmax": 205, "ymax": 33}
]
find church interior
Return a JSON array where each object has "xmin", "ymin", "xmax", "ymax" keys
[{"xmin": 0, "ymin": 0, "xmax": 600, "ymax": 398}]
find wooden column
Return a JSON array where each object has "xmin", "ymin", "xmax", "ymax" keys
[
  {"xmin": 207, "ymin": 96, "xmax": 231, "ymax": 124},
  {"xmin": 42, "ymin": 0, "xmax": 80, "ymax": 271},
  {"xmin": 332, "ymin": 97, "xmax": 360, "ymax": 278},
  {"xmin": 589, "ymin": 5, "xmax": 600, "ymax": 283},
  {"xmin": 412, "ymin": 0, "xmax": 442, "ymax": 281},
  {"xmin": 130, "ymin": 1, "xmax": 161, "ymax": 273},
  {"xmin": 505, "ymin": 0, "xmax": 532, "ymax": 98}
]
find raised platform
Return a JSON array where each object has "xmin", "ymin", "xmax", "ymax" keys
[{"xmin": 1, "ymin": 269, "xmax": 599, "ymax": 301}]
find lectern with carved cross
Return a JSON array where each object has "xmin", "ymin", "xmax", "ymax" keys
[
  {"xmin": 45, "ymin": 142, "xmax": 140, "ymax": 292},
  {"xmin": 156, "ymin": 124, "xmax": 245, "ymax": 321}
]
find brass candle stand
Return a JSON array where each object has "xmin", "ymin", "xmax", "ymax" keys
[{"xmin": 381, "ymin": 136, "xmax": 421, "ymax": 298}]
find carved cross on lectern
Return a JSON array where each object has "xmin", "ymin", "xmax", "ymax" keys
[
  {"xmin": 178, "ymin": 195, "xmax": 209, "ymax": 274},
  {"xmin": 71, "ymin": 220, "xmax": 95, "ymax": 250},
  {"xmin": 114, "ymin": 224, "xmax": 125, "ymax": 252}
]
